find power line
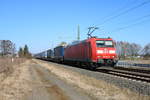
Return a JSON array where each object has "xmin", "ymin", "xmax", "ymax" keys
[
  {"xmin": 118, "ymin": 13, "xmax": 150, "ymax": 25},
  {"xmin": 82, "ymin": 0, "xmax": 150, "ymax": 36},
  {"xmin": 95, "ymin": 0, "xmax": 150, "ymax": 27},
  {"xmin": 82, "ymin": 1, "xmax": 134, "ymax": 33},
  {"xmin": 111, "ymin": 13, "xmax": 150, "ymax": 32},
  {"xmin": 93, "ymin": 13, "xmax": 150, "ymax": 37},
  {"xmin": 92, "ymin": 0, "xmax": 138, "ymax": 26},
  {"xmin": 111, "ymin": 17, "xmax": 150, "ymax": 32}
]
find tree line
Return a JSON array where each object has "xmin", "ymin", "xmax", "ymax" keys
[
  {"xmin": 18, "ymin": 45, "xmax": 32, "ymax": 58},
  {"xmin": 140, "ymin": 43, "xmax": 150, "ymax": 59},
  {"xmin": 0, "ymin": 40, "xmax": 32, "ymax": 58},
  {"xmin": 116, "ymin": 41, "xmax": 150, "ymax": 59}
]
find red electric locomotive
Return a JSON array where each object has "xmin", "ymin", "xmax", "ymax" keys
[{"xmin": 64, "ymin": 37, "xmax": 118, "ymax": 69}]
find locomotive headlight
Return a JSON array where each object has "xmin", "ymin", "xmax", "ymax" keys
[
  {"xmin": 97, "ymin": 50, "xmax": 103, "ymax": 54},
  {"xmin": 109, "ymin": 50, "xmax": 115, "ymax": 54}
]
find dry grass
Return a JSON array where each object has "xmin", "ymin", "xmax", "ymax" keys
[
  {"xmin": 0, "ymin": 57, "xmax": 26, "ymax": 82},
  {"xmin": 34, "ymin": 59, "xmax": 150, "ymax": 100},
  {"xmin": 0, "ymin": 60, "xmax": 33, "ymax": 100}
]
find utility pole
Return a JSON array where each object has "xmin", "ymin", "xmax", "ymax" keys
[{"xmin": 77, "ymin": 25, "xmax": 80, "ymax": 41}]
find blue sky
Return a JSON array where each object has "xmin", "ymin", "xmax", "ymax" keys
[{"xmin": 0, "ymin": 0, "xmax": 150, "ymax": 53}]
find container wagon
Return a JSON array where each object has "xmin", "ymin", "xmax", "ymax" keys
[
  {"xmin": 35, "ymin": 51, "xmax": 47, "ymax": 60},
  {"xmin": 47, "ymin": 49, "xmax": 54, "ymax": 60},
  {"xmin": 54, "ymin": 46, "xmax": 65, "ymax": 62}
]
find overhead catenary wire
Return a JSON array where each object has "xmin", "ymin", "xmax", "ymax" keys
[
  {"xmin": 94, "ymin": 0, "xmax": 150, "ymax": 27},
  {"xmin": 110, "ymin": 13, "xmax": 150, "ymax": 32},
  {"xmin": 83, "ymin": 0, "xmax": 129, "ymax": 32},
  {"xmin": 81, "ymin": 0, "xmax": 150, "ymax": 37},
  {"xmin": 84, "ymin": 0, "xmax": 137, "ymax": 32},
  {"xmin": 91, "ymin": 0, "xmax": 139, "ymax": 26},
  {"xmin": 117, "ymin": 13, "xmax": 150, "ymax": 25},
  {"xmin": 94, "ymin": 13, "xmax": 150, "ymax": 37},
  {"xmin": 111, "ymin": 17, "xmax": 150, "ymax": 32}
]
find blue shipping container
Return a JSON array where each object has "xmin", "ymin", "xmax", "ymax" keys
[{"xmin": 54, "ymin": 46, "xmax": 65, "ymax": 58}]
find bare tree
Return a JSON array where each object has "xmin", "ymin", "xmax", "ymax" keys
[
  {"xmin": 141, "ymin": 43, "xmax": 150, "ymax": 59},
  {"xmin": 12, "ymin": 43, "xmax": 16, "ymax": 57},
  {"xmin": 116, "ymin": 41, "xmax": 141, "ymax": 59},
  {"xmin": 0, "ymin": 40, "xmax": 16, "ymax": 57}
]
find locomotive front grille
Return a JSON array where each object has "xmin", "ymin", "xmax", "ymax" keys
[{"xmin": 97, "ymin": 59, "xmax": 104, "ymax": 63}]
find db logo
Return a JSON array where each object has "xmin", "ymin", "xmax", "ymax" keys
[{"xmin": 104, "ymin": 48, "xmax": 108, "ymax": 53}]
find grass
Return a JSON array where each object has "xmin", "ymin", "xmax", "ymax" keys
[{"xmin": 0, "ymin": 57, "xmax": 26, "ymax": 81}]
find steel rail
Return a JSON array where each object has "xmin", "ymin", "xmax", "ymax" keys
[{"xmin": 97, "ymin": 68, "xmax": 150, "ymax": 83}]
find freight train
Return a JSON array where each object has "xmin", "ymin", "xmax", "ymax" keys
[{"xmin": 35, "ymin": 37, "xmax": 118, "ymax": 70}]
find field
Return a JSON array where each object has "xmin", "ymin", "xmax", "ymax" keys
[
  {"xmin": 0, "ymin": 58, "xmax": 26, "ymax": 81},
  {"xmin": 0, "ymin": 59, "xmax": 149, "ymax": 100}
]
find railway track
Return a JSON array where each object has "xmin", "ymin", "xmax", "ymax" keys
[
  {"xmin": 114, "ymin": 66, "xmax": 150, "ymax": 74},
  {"xmin": 97, "ymin": 67, "xmax": 150, "ymax": 83},
  {"xmin": 38, "ymin": 59, "xmax": 150, "ymax": 83}
]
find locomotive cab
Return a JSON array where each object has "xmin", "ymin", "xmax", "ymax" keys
[{"xmin": 94, "ymin": 38, "xmax": 118, "ymax": 66}]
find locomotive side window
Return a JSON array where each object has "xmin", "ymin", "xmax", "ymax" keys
[{"xmin": 96, "ymin": 40, "xmax": 113, "ymax": 47}]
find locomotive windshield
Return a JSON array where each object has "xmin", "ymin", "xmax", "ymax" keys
[{"xmin": 96, "ymin": 40, "xmax": 113, "ymax": 47}]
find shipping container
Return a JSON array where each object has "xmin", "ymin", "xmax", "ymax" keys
[
  {"xmin": 54, "ymin": 46, "xmax": 65, "ymax": 62},
  {"xmin": 47, "ymin": 49, "xmax": 54, "ymax": 58}
]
